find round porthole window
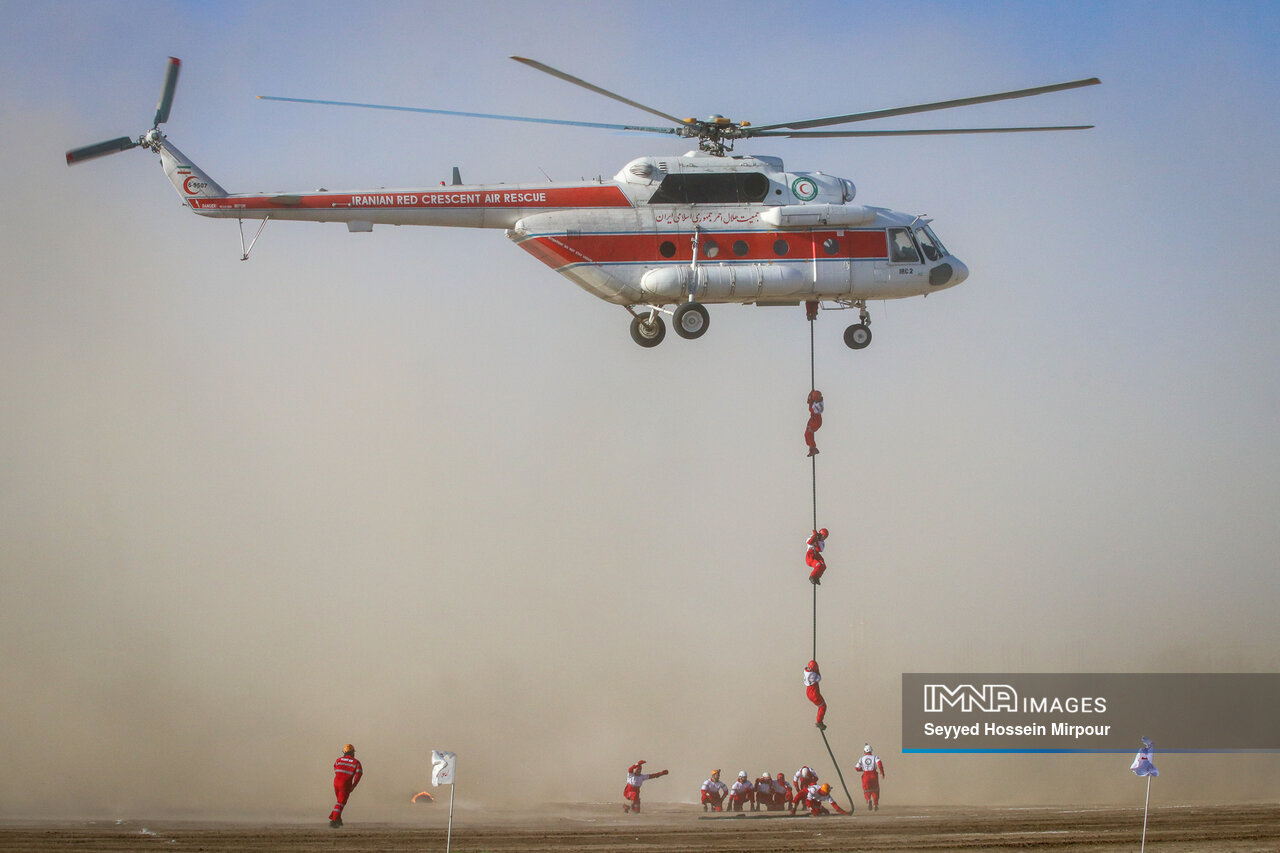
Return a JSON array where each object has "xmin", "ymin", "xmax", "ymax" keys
[
  {"xmin": 823, "ymin": 238, "xmax": 839, "ymax": 255},
  {"xmin": 704, "ymin": 239, "xmax": 720, "ymax": 258},
  {"xmin": 773, "ymin": 239, "xmax": 789, "ymax": 256},
  {"xmin": 733, "ymin": 240, "xmax": 749, "ymax": 257},
  {"xmin": 659, "ymin": 241, "xmax": 676, "ymax": 258}
]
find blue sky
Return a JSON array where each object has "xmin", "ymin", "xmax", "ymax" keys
[{"xmin": 2, "ymin": 0, "xmax": 1278, "ymax": 816}]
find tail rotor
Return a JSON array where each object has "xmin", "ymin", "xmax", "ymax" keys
[{"xmin": 66, "ymin": 56, "xmax": 181, "ymax": 166}]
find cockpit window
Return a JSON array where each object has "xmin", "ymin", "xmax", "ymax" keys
[
  {"xmin": 923, "ymin": 225, "xmax": 948, "ymax": 257},
  {"xmin": 915, "ymin": 228, "xmax": 943, "ymax": 262},
  {"xmin": 888, "ymin": 227, "xmax": 921, "ymax": 263},
  {"xmin": 648, "ymin": 172, "xmax": 771, "ymax": 204}
]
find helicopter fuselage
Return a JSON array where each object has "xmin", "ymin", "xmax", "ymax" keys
[
  {"xmin": 69, "ymin": 55, "xmax": 1100, "ymax": 348},
  {"xmin": 171, "ymin": 144, "xmax": 968, "ymax": 313}
]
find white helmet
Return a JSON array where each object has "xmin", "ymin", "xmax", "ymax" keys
[
  {"xmin": 738, "ymin": 770, "xmax": 748, "ymax": 778},
  {"xmin": 864, "ymin": 743, "xmax": 873, "ymax": 754}
]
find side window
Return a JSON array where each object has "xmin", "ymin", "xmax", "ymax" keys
[
  {"xmin": 648, "ymin": 173, "xmax": 771, "ymax": 204},
  {"xmin": 888, "ymin": 228, "xmax": 921, "ymax": 263}
]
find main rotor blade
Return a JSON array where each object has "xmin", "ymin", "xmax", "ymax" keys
[
  {"xmin": 257, "ymin": 94, "xmax": 678, "ymax": 135},
  {"xmin": 754, "ymin": 77, "xmax": 1101, "ymax": 132},
  {"xmin": 510, "ymin": 56, "xmax": 691, "ymax": 128},
  {"xmin": 752, "ymin": 125, "xmax": 1095, "ymax": 138},
  {"xmin": 153, "ymin": 56, "xmax": 181, "ymax": 127},
  {"xmin": 65, "ymin": 136, "xmax": 140, "ymax": 165}
]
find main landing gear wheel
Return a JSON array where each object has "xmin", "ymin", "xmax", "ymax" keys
[
  {"xmin": 630, "ymin": 313, "xmax": 666, "ymax": 347},
  {"xmin": 672, "ymin": 302, "xmax": 710, "ymax": 339},
  {"xmin": 844, "ymin": 323, "xmax": 872, "ymax": 349}
]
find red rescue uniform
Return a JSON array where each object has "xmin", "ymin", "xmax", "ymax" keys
[
  {"xmin": 804, "ymin": 660, "xmax": 827, "ymax": 727},
  {"xmin": 329, "ymin": 752, "xmax": 363, "ymax": 825},
  {"xmin": 857, "ymin": 751, "xmax": 886, "ymax": 810},
  {"xmin": 804, "ymin": 390, "xmax": 824, "ymax": 456},
  {"xmin": 623, "ymin": 761, "xmax": 667, "ymax": 813},
  {"xmin": 806, "ymin": 529, "xmax": 828, "ymax": 584}
]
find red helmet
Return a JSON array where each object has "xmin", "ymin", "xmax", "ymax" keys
[
  {"xmin": 818, "ymin": 528, "xmax": 828, "ymax": 538},
  {"xmin": 806, "ymin": 659, "xmax": 819, "ymax": 672},
  {"xmin": 807, "ymin": 389, "xmax": 823, "ymax": 404}
]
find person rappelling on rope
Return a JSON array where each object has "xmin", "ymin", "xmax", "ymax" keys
[
  {"xmin": 804, "ymin": 389, "xmax": 824, "ymax": 457},
  {"xmin": 806, "ymin": 528, "xmax": 828, "ymax": 585},
  {"xmin": 804, "ymin": 660, "xmax": 828, "ymax": 731}
]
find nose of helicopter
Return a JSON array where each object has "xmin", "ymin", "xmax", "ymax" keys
[{"xmin": 928, "ymin": 257, "xmax": 969, "ymax": 289}]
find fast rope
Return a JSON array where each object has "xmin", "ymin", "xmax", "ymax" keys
[
  {"xmin": 807, "ymin": 303, "xmax": 856, "ymax": 813},
  {"xmin": 810, "ymin": 312, "xmax": 819, "ymax": 662}
]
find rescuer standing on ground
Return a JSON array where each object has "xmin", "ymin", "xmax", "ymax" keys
[
  {"xmin": 857, "ymin": 744, "xmax": 886, "ymax": 811},
  {"xmin": 623, "ymin": 760, "xmax": 668, "ymax": 813},
  {"xmin": 329, "ymin": 744, "xmax": 363, "ymax": 828}
]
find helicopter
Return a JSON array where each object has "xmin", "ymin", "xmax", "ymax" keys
[{"xmin": 66, "ymin": 56, "xmax": 1098, "ymax": 349}]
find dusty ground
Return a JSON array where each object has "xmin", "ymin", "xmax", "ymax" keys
[{"xmin": 2, "ymin": 803, "xmax": 1278, "ymax": 852}]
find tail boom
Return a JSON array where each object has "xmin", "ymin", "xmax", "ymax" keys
[{"xmin": 180, "ymin": 177, "xmax": 633, "ymax": 229}]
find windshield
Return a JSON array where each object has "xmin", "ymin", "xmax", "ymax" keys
[{"xmin": 915, "ymin": 226, "xmax": 948, "ymax": 261}]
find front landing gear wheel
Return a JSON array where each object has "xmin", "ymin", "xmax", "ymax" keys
[
  {"xmin": 844, "ymin": 323, "xmax": 872, "ymax": 349},
  {"xmin": 672, "ymin": 302, "xmax": 710, "ymax": 339},
  {"xmin": 630, "ymin": 313, "xmax": 666, "ymax": 347}
]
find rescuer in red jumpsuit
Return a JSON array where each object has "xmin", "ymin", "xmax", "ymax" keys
[
  {"xmin": 805, "ymin": 782, "xmax": 849, "ymax": 816},
  {"xmin": 806, "ymin": 528, "xmax": 829, "ymax": 584},
  {"xmin": 328, "ymin": 744, "xmax": 363, "ymax": 828},
  {"xmin": 804, "ymin": 660, "xmax": 828, "ymax": 730},
  {"xmin": 623, "ymin": 760, "xmax": 668, "ymax": 813},
  {"xmin": 857, "ymin": 744, "xmax": 886, "ymax": 811},
  {"xmin": 804, "ymin": 389, "xmax": 824, "ymax": 457},
  {"xmin": 791, "ymin": 765, "xmax": 819, "ymax": 814}
]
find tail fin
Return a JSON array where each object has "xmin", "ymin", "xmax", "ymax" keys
[{"xmin": 158, "ymin": 139, "xmax": 227, "ymax": 204}]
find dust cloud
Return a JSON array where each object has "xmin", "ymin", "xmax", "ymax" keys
[{"xmin": 4, "ymin": 3, "xmax": 1280, "ymax": 821}]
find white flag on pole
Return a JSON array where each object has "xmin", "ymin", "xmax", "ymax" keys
[
  {"xmin": 432, "ymin": 750, "xmax": 457, "ymax": 786},
  {"xmin": 1130, "ymin": 736, "xmax": 1159, "ymax": 777}
]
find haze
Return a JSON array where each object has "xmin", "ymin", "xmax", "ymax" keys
[{"xmin": 2, "ymin": 0, "xmax": 1278, "ymax": 820}]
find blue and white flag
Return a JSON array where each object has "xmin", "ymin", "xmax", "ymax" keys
[
  {"xmin": 1130, "ymin": 736, "xmax": 1159, "ymax": 777},
  {"xmin": 432, "ymin": 750, "xmax": 457, "ymax": 786}
]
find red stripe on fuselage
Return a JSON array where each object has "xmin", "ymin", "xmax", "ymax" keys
[
  {"xmin": 187, "ymin": 184, "xmax": 632, "ymax": 212},
  {"xmin": 516, "ymin": 229, "xmax": 889, "ymax": 270}
]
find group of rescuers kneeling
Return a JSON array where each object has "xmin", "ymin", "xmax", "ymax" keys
[
  {"xmin": 699, "ymin": 748, "xmax": 886, "ymax": 816},
  {"xmin": 622, "ymin": 746, "xmax": 885, "ymax": 817}
]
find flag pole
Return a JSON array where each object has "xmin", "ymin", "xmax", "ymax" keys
[
  {"xmin": 1140, "ymin": 773, "xmax": 1150, "ymax": 853},
  {"xmin": 446, "ymin": 782, "xmax": 455, "ymax": 853}
]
